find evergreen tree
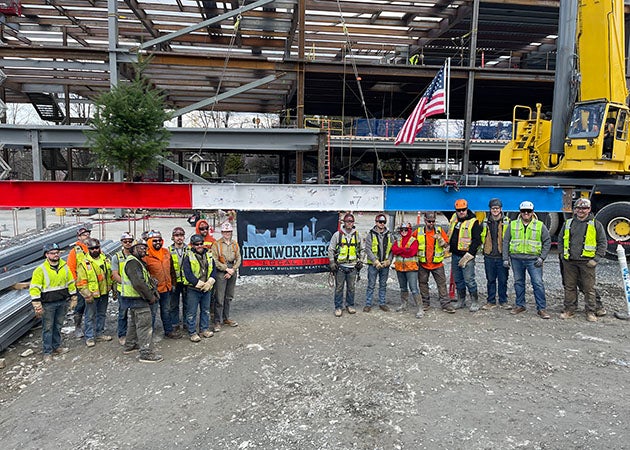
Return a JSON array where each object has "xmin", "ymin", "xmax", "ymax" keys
[{"xmin": 85, "ymin": 61, "xmax": 171, "ymax": 180}]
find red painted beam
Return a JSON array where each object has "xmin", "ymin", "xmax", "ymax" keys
[{"xmin": 0, "ymin": 181, "xmax": 192, "ymax": 209}]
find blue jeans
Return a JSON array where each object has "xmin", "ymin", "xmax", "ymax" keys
[
  {"xmin": 484, "ymin": 257, "xmax": 509, "ymax": 304},
  {"xmin": 185, "ymin": 288, "xmax": 211, "ymax": 335},
  {"xmin": 451, "ymin": 254, "xmax": 478, "ymax": 294},
  {"xmin": 511, "ymin": 257, "xmax": 546, "ymax": 310},
  {"xmin": 73, "ymin": 292, "xmax": 86, "ymax": 316},
  {"xmin": 42, "ymin": 300, "xmax": 67, "ymax": 354},
  {"xmin": 171, "ymin": 283, "xmax": 186, "ymax": 326},
  {"xmin": 334, "ymin": 267, "xmax": 356, "ymax": 309},
  {"xmin": 396, "ymin": 270, "xmax": 419, "ymax": 295},
  {"xmin": 84, "ymin": 295, "xmax": 109, "ymax": 340},
  {"xmin": 158, "ymin": 291, "xmax": 173, "ymax": 335},
  {"xmin": 117, "ymin": 300, "xmax": 128, "ymax": 338},
  {"xmin": 366, "ymin": 264, "xmax": 389, "ymax": 306}
]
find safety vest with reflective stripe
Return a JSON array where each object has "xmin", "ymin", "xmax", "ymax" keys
[
  {"xmin": 183, "ymin": 251, "xmax": 214, "ymax": 286},
  {"xmin": 509, "ymin": 219, "xmax": 543, "ymax": 255},
  {"xmin": 169, "ymin": 245, "xmax": 188, "ymax": 283},
  {"xmin": 481, "ymin": 216, "xmax": 510, "ymax": 254},
  {"xmin": 77, "ymin": 253, "xmax": 112, "ymax": 296},
  {"xmin": 416, "ymin": 226, "xmax": 445, "ymax": 263},
  {"xmin": 336, "ymin": 232, "xmax": 359, "ymax": 263},
  {"xmin": 448, "ymin": 216, "xmax": 476, "ymax": 251},
  {"xmin": 394, "ymin": 236, "xmax": 419, "ymax": 271},
  {"xmin": 120, "ymin": 255, "xmax": 152, "ymax": 298},
  {"xmin": 29, "ymin": 259, "xmax": 76, "ymax": 302},
  {"xmin": 367, "ymin": 230, "xmax": 392, "ymax": 264},
  {"xmin": 113, "ymin": 250, "xmax": 128, "ymax": 293},
  {"xmin": 563, "ymin": 218, "xmax": 597, "ymax": 260}
]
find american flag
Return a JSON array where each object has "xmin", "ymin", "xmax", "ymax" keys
[{"xmin": 395, "ymin": 65, "xmax": 446, "ymax": 145}]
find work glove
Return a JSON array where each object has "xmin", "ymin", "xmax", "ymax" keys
[
  {"xmin": 32, "ymin": 301, "xmax": 43, "ymax": 319},
  {"xmin": 69, "ymin": 295, "xmax": 78, "ymax": 310},
  {"xmin": 436, "ymin": 236, "xmax": 448, "ymax": 248},
  {"xmin": 149, "ymin": 293, "xmax": 159, "ymax": 305},
  {"xmin": 84, "ymin": 294, "xmax": 95, "ymax": 304},
  {"xmin": 329, "ymin": 262, "xmax": 338, "ymax": 272},
  {"xmin": 586, "ymin": 259, "xmax": 597, "ymax": 268},
  {"xmin": 534, "ymin": 257, "xmax": 544, "ymax": 268},
  {"xmin": 382, "ymin": 260, "xmax": 391, "ymax": 268},
  {"xmin": 355, "ymin": 261, "xmax": 364, "ymax": 271},
  {"xmin": 195, "ymin": 280, "xmax": 205, "ymax": 290},
  {"xmin": 458, "ymin": 252, "xmax": 474, "ymax": 268},
  {"xmin": 502, "ymin": 260, "xmax": 510, "ymax": 269},
  {"xmin": 374, "ymin": 260, "xmax": 383, "ymax": 269}
]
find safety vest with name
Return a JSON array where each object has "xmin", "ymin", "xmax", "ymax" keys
[
  {"xmin": 367, "ymin": 230, "xmax": 392, "ymax": 264},
  {"xmin": 394, "ymin": 236, "xmax": 419, "ymax": 271},
  {"xmin": 77, "ymin": 253, "xmax": 112, "ymax": 296},
  {"xmin": 336, "ymin": 232, "xmax": 359, "ymax": 263},
  {"xmin": 169, "ymin": 245, "xmax": 187, "ymax": 283},
  {"xmin": 448, "ymin": 216, "xmax": 477, "ymax": 251},
  {"xmin": 563, "ymin": 218, "xmax": 597, "ymax": 260},
  {"xmin": 120, "ymin": 255, "xmax": 152, "ymax": 298},
  {"xmin": 183, "ymin": 251, "xmax": 214, "ymax": 286},
  {"xmin": 509, "ymin": 219, "xmax": 543, "ymax": 255},
  {"xmin": 416, "ymin": 226, "xmax": 446, "ymax": 263},
  {"xmin": 29, "ymin": 259, "xmax": 76, "ymax": 302}
]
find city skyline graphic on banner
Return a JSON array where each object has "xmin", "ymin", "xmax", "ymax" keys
[{"xmin": 244, "ymin": 218, "xmax": 329, "ymax": 246}]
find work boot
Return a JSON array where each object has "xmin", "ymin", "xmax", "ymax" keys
[
  {"xmin": 396, "ymin": 292, "xmax": 409, "ymax": 312},
  {"xmin": 413, "ymin": 294, "xmax": 423, "ymax": 318},
  {"xmin": 409, "ymin": 293, "xmax": 418, "ymax": 307},
  {"xmin": 73, "ymin": 314, "xmax": 84, "ymax": 338},
  {"xmin": 453, "ymin": 290, "xmax": 467, "ymax": 310},
  {"xmin": 469, "ymin": 291, "xmax": 480, "ymax": 312}
]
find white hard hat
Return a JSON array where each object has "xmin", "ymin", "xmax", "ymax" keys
[
  {"xmin": 221, "ymin": 222, "xmax": 234, "ymax": 232},
  {"xmin": 519, "ymin": 201, "xmax": 534, "ymax": 211}
]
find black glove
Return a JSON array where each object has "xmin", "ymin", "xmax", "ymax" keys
[
  {"xmin": 329, "ymin": 262, "xmax": 338, "ymax": 272},
  {"xmin": 355, "ymin": 261, "xmax": 363, "ymax": 271},
  {"xmin": 534, "ymin": 257, "xmax": 544, "ymax": 268}
]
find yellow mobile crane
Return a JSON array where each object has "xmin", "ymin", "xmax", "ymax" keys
[{"xmin": 498, "ymin": 0, "xmax": 630, "ymax": 258}]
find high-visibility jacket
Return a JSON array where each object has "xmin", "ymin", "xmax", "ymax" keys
[
  {"xmin": 120, "ymin": 255, "xmax": 152, "ymax": 298},
  {"xmin": 416, "ymin": 226, "xmax": 446, "ymax": 263},
  {"xmin": 336, "ymin": 232, "xmax": 359, "ymax": 263},
  {"xmin": 481, "ymin": 216, "xmax": 511, "ymax": 255},
  {"xmin": 183, "ymin": 252, "xmax": 214, "ymax": 286},
  {"xmin": 509, "ymin": 219, "xmax": 543, "ymax": 256},
  {"xmin": 563, "ymin": 218, "xmax": 597, "ymax": 260},
  {"xmin": 448, "ymin": 216, "xmax": 477, "ymax": 251},
  {"xmin": 367, "ymin": 230, "xmax": 392, "ymax": 264},
  {"xmin": 29, "ymin": 259, "xmax": 76, "ymax": 303},
  {"xmin": 169, "ymin": 245, "xmax": 187, "ymax": 283},
  {"xmin": 67, "ymin": 241, "xmax": 88, "ymax": 278},
  {"xmin": 76, "ymin": 253, "xmax": 112, "ymax": 297},
  {"xmin": 393, "ymin": 236, "xmax": 419, "ymax": 271}
]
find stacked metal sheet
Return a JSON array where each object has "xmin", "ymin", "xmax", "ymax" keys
[{"xmin": 0, "ymin": 229, "xmax": 121, "ymax": 352}]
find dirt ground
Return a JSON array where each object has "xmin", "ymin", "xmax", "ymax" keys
[{"xmin": 1, "ymin": 212, "xmax": 629, "ymax": 449}]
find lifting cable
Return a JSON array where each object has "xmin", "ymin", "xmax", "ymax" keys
[
  {"xmin": 335, "ymin": 0, "xmax": 386, "ymax": 186},
  {"xmin": 198, "ymin": 3, "xmax": 244, "ymax": 153}
]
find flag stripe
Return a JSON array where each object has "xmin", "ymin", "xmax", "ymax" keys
[{"xmin": 395, "ymin": 65, "xmax": 446, "ymax": 145}]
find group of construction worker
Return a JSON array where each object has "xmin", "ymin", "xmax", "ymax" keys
[
  {"xmin": 328, "ymin": 197, "xmax": 607, "ymax": 321},
  {"xmin": 29, "ymin": 218, "xmax": 242, "ymax": 363}
]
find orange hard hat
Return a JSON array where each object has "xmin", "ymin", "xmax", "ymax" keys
[{"xmin": 454, "ymin": 199, "xmax": 468, "ymax": 209}]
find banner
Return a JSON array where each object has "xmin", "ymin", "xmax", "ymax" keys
[{"xmin": 238, "ymin": 211, "xmax": 339, "ymax": 275}]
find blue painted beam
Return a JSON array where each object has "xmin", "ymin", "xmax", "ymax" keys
[{"xmin": 384, "ymin": 186, "xmax": 570, "ymax": 213}]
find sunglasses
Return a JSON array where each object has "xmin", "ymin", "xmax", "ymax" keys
[
  {"xmin": 344, "ymin": 220, "xmax": 354, "ymax": 223},
  {"xmin": 121, "ymin": 239, "xmax": 133, "ymax": 244},
  {"xmin": 426, "ymin": 220, "xmax": 435, "ymax": 223},
  {"xmin": 376, "ymin": 220, "xmax": 386, "ymax": 224},
  {"xmin": 191, "ymin": 242, "xmax": 203, "ymax": 246},
  {"xmin": 575, "ymin": 206, "xmax": 590, "ymax": 210},
  {"xmin": 173, "ymin": 234, "xmax": 185, "ymax": 237},
  {"xmin": 152, "ymin": 239, "xmax": 163, "ymax": 242},
  {"xmin": 198, "ymin": 227, "xmax": 209, "ymax": 231},
  {"xmin": 88, "ymin": 246, "xmax": 100, "ymax": 250},
  {"xmin": 456, "ymin": 208, "xmax": 467, "ymax": 212},
  {"xmin": 520, "ymin": 210, "xmax": 533, "ymax": 214}
]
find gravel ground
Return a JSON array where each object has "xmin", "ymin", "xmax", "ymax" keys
[{"xmin": 1, "ymin": 211, "xmax": 629, "ymax": 449}]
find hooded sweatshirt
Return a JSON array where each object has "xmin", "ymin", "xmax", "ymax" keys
[
  {"xmin": 196, "ymin": 219, "xmax": 216, "ymax": 249},
  {"xmin": 143, "ymin": 237, "xmax": 174, "ymax": 293}
]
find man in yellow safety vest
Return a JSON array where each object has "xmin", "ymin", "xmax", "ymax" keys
[{"xmin": 559, "ymin": 198, "xmax": 607, "ymax": 322}]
